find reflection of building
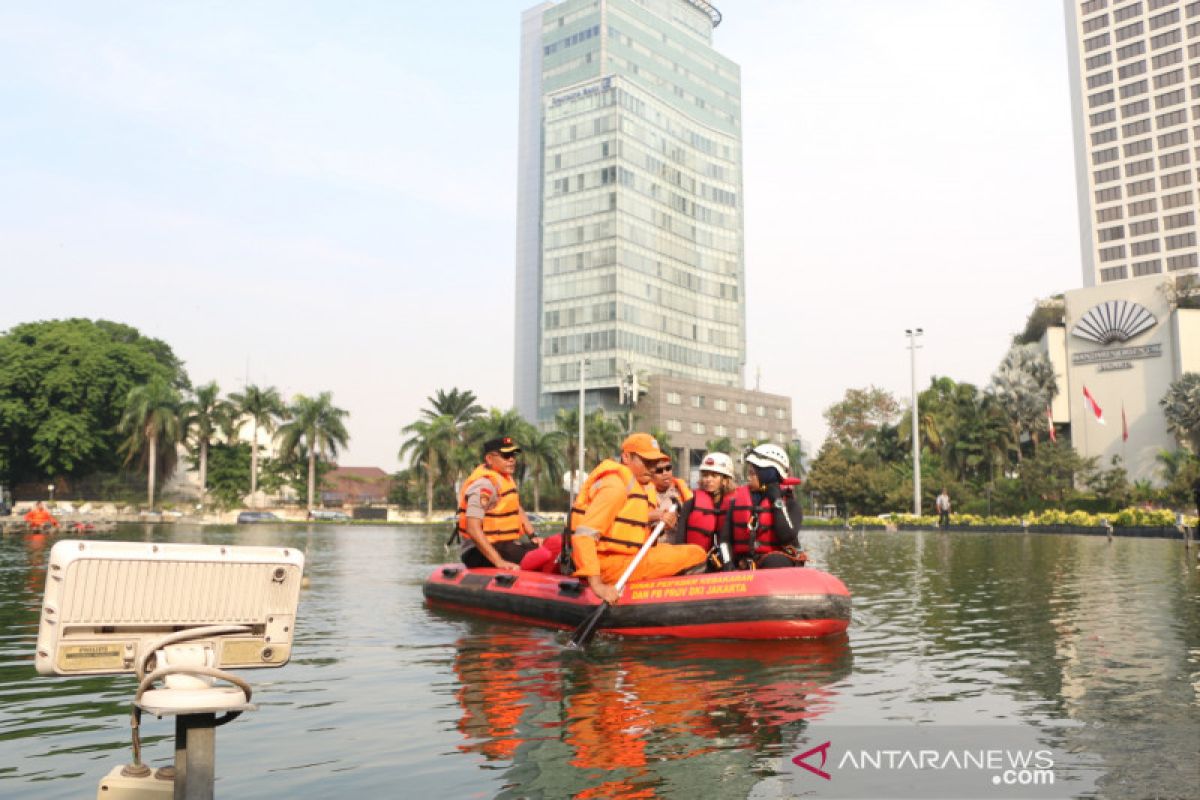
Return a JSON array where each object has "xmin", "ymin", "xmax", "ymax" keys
[
  {"xmin": 321, "ymin": 467, "xmax": 391, "ymax": 506},
  {"xmin": 1037, "ymin": 277, "xmax": 1199, "ymax": 482},
  {"xmin": 634, "ymin": 374, "xmax": 793, "ymax": 477},
  {"xmin": 514, "ymin": 0, "xmax": 747, "ymax": 425},
  {"xmin": 1063, "ymin": 1, "xmax": 1199, "ymax": 287}
]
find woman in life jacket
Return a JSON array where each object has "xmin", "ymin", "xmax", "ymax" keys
[
  {"xmin": 672, "ymin": 452, "xmax": 735, "ymax": 570},
  {"xmin": 718, "ymin": 444, "xmax": 805, "ymax": 570}
]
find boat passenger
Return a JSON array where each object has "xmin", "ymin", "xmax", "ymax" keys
[
  {"xmin": 719, "ymin": 444, "xmax": 805, "ymax": 570},
  {"xmin": 646, "ymin": 456, "xmax": 692, "ymax": 534},
  {"xmin": 569, "ymin": 433, "xmax": 707, "ymax": 603},
  {"xmin": 23, "ymin": 501, "xmax": 58, "ymax": 530},
  {"xmin": 672, "ymin": 452, "xmax": 735, "ymax": 565},
  {"xmin": 456, "ymin": 436, "xmax": 538, "ymax": 571}
]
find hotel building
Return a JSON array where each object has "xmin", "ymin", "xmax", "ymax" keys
[
  {"xmin": 1064, "ymin": 0, "xmax": 1200, "ymax": 286},
  {"xmin": 1047, "ymin": 0, "xmax": 1200, "ymax": 483}
]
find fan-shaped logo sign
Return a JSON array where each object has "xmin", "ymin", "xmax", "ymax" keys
[{"xmin": 1070, "ymin": 300, "xmax": 1156, "ymax": 345}]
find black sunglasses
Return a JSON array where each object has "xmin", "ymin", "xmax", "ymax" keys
[{"xmin": 652, "ymin": 465, "xmax": 673, "ymax": 474}]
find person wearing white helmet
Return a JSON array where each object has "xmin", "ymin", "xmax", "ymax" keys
[
  {"xmin": 671, "ymin": 452, "xmax": 735, "ymax": 566},
  {"xmin": 718, "ymin": 443, "xmax": 805, "ymax": 570}
]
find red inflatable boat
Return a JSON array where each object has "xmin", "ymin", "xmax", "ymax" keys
[{"xmin": 423, "ymin": 564, "xmax": 851, "ymax": 640}]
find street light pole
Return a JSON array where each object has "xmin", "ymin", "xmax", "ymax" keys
[
  {"xmin": 577, "ymin": 358, "xmax": 589, "ymax": 490},
  {"xmin": 906, "ymin": 328, "xmax": 924, "ymax": 516}
]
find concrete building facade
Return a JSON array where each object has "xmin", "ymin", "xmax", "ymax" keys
[
  {"xmin": 1063, "ymin": 0, "xmax": 1200, "ymax": 287},
  {"xmin": 634, "ymin": 374, "xmax": 793, "ymax": 480},
  {"xmin": 514, "ymin": 0, "xmax": 746, "ymax": 424}
]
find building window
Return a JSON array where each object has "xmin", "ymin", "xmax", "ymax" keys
[
  {"xmin": 1167, "ymin": 252, "xmax": 1199, "ymax": 270},
  {"xmin": 1100, "ymin": 244, "xmax": 1128, "ymax": 261},
  {"xmin": 775, "ymin": 408, "xmax": 786, "ymax": 420},
  {"xmin": 1114, "ymin": 2, "xmax": 1142, "ymax": 23},
  {"xmin": 1166, "ymin": 232, "xmax": 1198, "ymax": 249},
  {"xmin": 736, "ymin": 402, "xmax": 748, "ymax": 414},
  {"xmin": 666, "ymin": 392, "xmax": 681, "ymax": 405},
  {"xmin": 736, "ymin": 427, "xmax": 747, "ymax": 439},
  {"xmin": 1163, "ymin": 189, "xmax": 1194, "ymax": 209},
  {"xmin": 1131, "ymin": 239, "xmax": 1161, "ymax": 256},
  {"xmin": 1123, "ymin": 118, "xmax": 1152, "ymax": 135},
  {"xmin": 1119, "ymin": 59, "xmax": 1147, "ymax": 80},
  {"xmin": 691, "ymin": 395, "xmax": 704, "ymax": 408},
  {"xmin": 666, "ymin": 419, "xmax": 682, "ymax": 432},
  {"xmin": 1132, "ymin": 259, "xmax": 1163, "ymax": 276},
  {"xmin": 713, "ymin": 425, "xmax": 727, "ymax": 437},
  {"xmin": 757, "ymin": 430, "xmax": 769, "ymax": 440},
  {"xmin": 1130, "ymin": 218, "xmax": 1159, "ymax": 235},
  {"xmin": 777, "ymin": 433, "xmax": 787, "ymax": 444},
  {"xmin": 1128, "ymin": 197, "xmax": 1159, "ymax": 215},
  {"xmin": 692, "ymin": 422, "xmax": 706, "ymax": 435},
  {"xmin": 1100, "ymin": 265, "xmax": 1129, "ymax": 281},
  {"xmin": 1100, "ymin": 225, "xmax": 1126, "ymax": 241},
  {"xmin": 1159, "ymin": 149, "xmax": 1191, "ymax": 168},
  {"xmin": 713, "ymin": 398, "xmax": 728, "ymax": 412}
]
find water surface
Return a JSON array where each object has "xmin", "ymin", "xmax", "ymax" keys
[{"xmin": 0, "ymin": 525, "xmax": 1196, "ymax": 798}]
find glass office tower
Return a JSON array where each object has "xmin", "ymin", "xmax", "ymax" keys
[{"xmin": 515, "ymin": 0, "xmax": 744, "ymax": 422}]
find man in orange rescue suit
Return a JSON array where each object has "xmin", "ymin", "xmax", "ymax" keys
[
  {"xmin": 570, "ymin": 433, "xmax": 707, "ymax": 603},
  {"xmin": 457, "ymin": 436, "xmax": 537, "ymax": 570}
]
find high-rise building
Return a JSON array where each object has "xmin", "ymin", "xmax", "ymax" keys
[
  {"xmin": 1046, "ymin": 0, "xmax": 1200, "ymax": 484},
  {"xmin": 1063, "ymin": 0, "xmax": 1200, "ymax": 287},
  {"xmin": 514, "ymin": 0, "xmax": 745, "ymax": 425}
]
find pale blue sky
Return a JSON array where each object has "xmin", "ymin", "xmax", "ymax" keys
[{"xmin": 0, "ymin": 1, "xmax": 1081, "ymax": 469}]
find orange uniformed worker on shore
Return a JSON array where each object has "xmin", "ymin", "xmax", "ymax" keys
[
  {"xmin": 569, "ymin": 433, "xmax": 707, "ymax": 603},
  {"xmin": 456, "ymin": 436, "xmax": 537, "ymax": 570},
  {"xmin": 23, "ymin": 501, "xmax": 58, "ymax": 529}
]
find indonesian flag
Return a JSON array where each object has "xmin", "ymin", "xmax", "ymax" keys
[
  {"xmin": 1122, "ymin": 403, "xmax": 1129, "ymax": 442},
  {"xmin": 1082, "ymin": 386, "xmax": 1105, "ymax": 425},
  {"xmin": 1047, "ymin": 406, "xmax": 1057, "ymax": 443}
]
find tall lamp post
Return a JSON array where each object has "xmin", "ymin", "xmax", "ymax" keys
[
  {"xmin": 576, "ymin": 358, "xmax": 589, "ymax": 494},
  {"xmin": 906, "ymin": 328, "xmax": 924, "ymax": 516}
]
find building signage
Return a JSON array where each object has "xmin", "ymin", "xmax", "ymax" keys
[
  {"xmin": 1070, "ymin": 300, "xmax": 1156, "ymax": 344},
  {"xmin": 1071, "ymin": 343, "xmax": 1161, "ymax": 367},
  {"xmin": 550, "ymin": 76, "xmax": 612, "ymax": 107}
]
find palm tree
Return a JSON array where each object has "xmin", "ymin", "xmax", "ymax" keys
[
  {"xmin": 989, "ymin": 344, "xmax": 1058, "ymax": 461},
  {"xmin": 276, "ymin": 392, "xmax": 350, "ymax": 510},
  {"xmin": 704, "ymin": 437, "xmax": 734, "ymax": 455},
  {"xmin": 119, "ymin": 377, "xmax": 184, "ymax": 509},
  {"xmin": 182, "ymin": 381, "xmax": 230, "ymax": 505},
  {"xmin": 1160, "ymin": 373, "xmax": 1200, "ymax": 453},
  {"xmin": 421, "ymin": 388, "xmax": 484, "ymax": 488},
  {"xmin": 228, "ymin": 384, "xmax": 285, "ymax": 500},
  {"xmin": 521, "ymin": 428, "xmax": 565, "ymax": 512},
  {"xmin": 586, "ymin": 410, "xmax": 623, "ymax": 465},
  {"xmin": 399, "ymin": 414, "xmax": 457, "ymax": 517}
]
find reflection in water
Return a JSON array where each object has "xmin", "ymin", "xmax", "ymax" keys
[{"xmin": 447, "ymin": 624, "xmax": 852, "ymax": 799}]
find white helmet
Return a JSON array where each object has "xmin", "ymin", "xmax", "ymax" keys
[
  {"xmin": 699, "ymin": 452, "xmax": 734, "ymax": 478},
  {"xmin": 745, "ymin": 443, "xmax": 789, "ymax": 478}
]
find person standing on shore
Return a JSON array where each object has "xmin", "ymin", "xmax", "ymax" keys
[
  {"xmin": 23, "ymin": 501, "xmax": 58, "ymax": 530},
  {"xmin": 936, "ymin": 489, "xmax": 951, "ymax": 530},
  {"xmin": 456, "ymin": 437, "xmax": 537, "ymax": 571}
]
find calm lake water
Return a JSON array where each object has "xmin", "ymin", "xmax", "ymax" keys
[{"xmin": 1, "ymin": 525, "xmax": 1197, "ymax": 799}]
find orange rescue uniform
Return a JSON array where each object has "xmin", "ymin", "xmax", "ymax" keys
[
  {"xmin": 24, "ymin": 507, "xmax": 57, "ymax": 528},
  {"xmin": 570, "ymin": 460, "xmax": 705, "ymax": 585}
]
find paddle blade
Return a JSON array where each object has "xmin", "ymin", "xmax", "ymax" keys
[{"xmin": 569, "ymin": 600, "xmax": 609, "ymax": 648}]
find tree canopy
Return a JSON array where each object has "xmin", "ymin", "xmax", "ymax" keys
[{"xmin": 0, "ymin": 319, "xmax": 188, "ymax": 485}]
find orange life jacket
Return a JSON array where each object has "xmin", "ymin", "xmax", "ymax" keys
[
  {"xmin": 569, "ymin": 459, "xmax": 651, "ymax": 554},
  {"xmin": 683, "ymin": 489, "xmax": 730, "ymax": 550},
  {"xmin": 728, "ymin": 485, "xmax": 781, "ymax": 558},
  {"xmin": 24, "ymin": 508, "xmax": 56, "ymax": 527},
  {"xmin": 456, "ymin": 465, "xmax": 522, "ymax": 544}
]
